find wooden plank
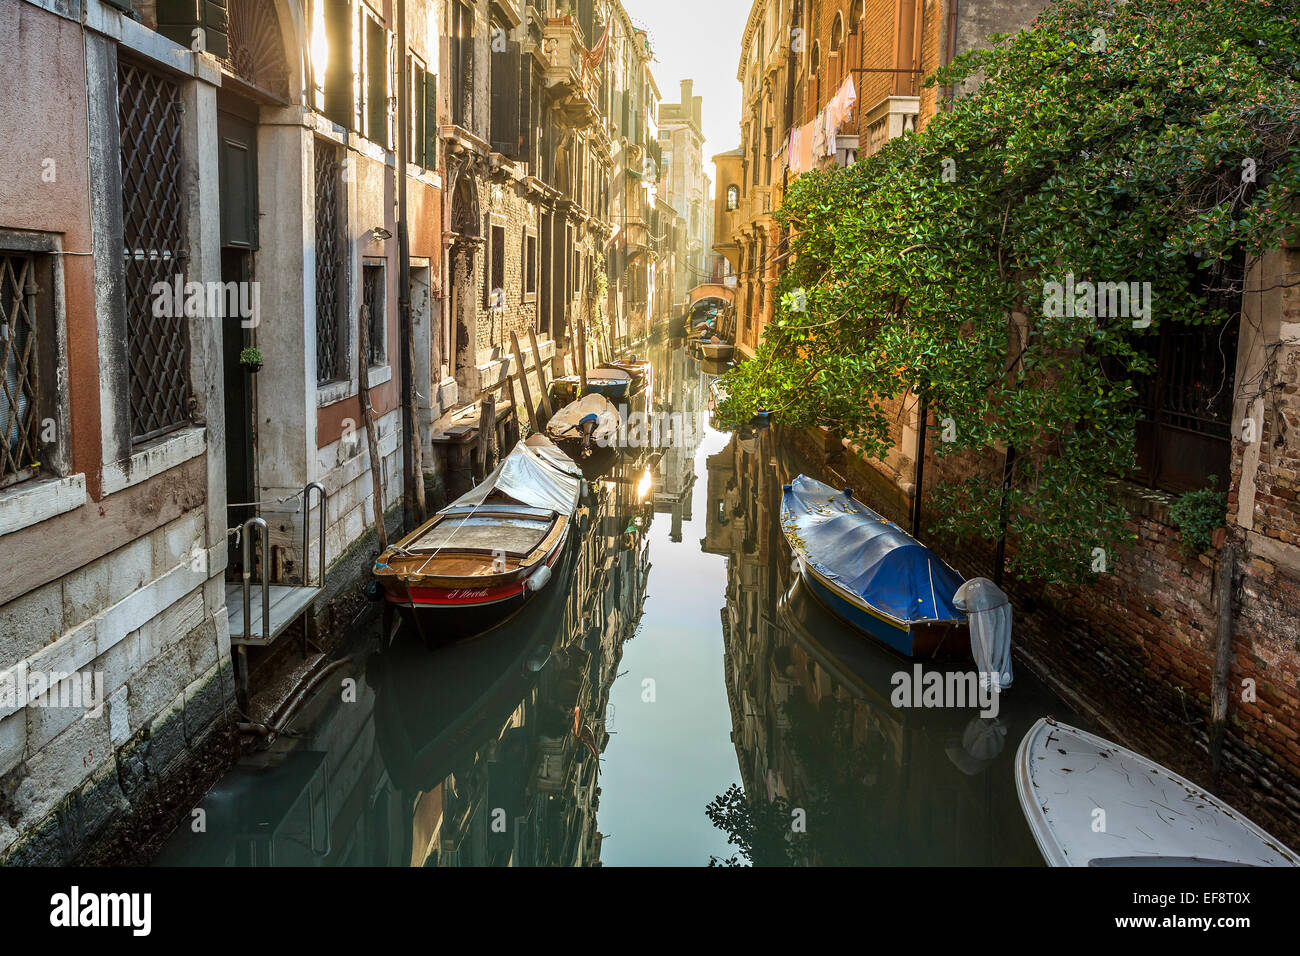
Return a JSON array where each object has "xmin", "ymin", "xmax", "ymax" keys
[
  {"xmin": 509, "ymin": 332, "xmax": 539, "ymax": 433},
  {"xmin": 528, "ymin": 326, "xmax": 553, "ymax": 419}
]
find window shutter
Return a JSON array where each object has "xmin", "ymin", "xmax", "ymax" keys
[
  {"xmin": 366, "ymin": 17, "xmax": 387, "ymax": 145},
  {"xmin": 322, "ymin": 0, "xmax": 354, "ymax": 129},
  {"xmin": 518, "ymin": 55, "xmax": 533, "ymax": 165},
  {"xmin": 156, "ymin": 0, "xmax": 230, "ymax": 59},
  {"xmin": 423, "ymin": 72, "xmax": 439, "ymax": 170},
  {"xmin": 490, "ymin": 41, "xmax": 519, "ymax": 157}
]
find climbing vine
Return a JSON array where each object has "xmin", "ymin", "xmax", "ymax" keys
[{"xmin": 717, "ymin": 0, "xmax": 1300, "ymax": 585}]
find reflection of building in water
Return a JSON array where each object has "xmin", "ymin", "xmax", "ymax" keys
[
  {"xmin": 161, "ymin": 469, "xmax": 652, "ymax": 867},
  {"xmin": 378, "ymin": 463, "xmax": 653, "ymax": 867},
  {"xmin": 651, "ymin": 341, "xmax": 707, "ymax": 541},
  {"xmin": 704, "ymin": 427, "xmax": 1050, "ymax": 865}
]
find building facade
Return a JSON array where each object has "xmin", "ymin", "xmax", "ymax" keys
[{"xmin": 0, "ymin": 0, "xmax": 664, "ymax": 864}]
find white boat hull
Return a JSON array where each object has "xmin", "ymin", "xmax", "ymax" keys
[{"xmin": 1016, "ymin": 718, "xmax": 1298, "ymax": 867}]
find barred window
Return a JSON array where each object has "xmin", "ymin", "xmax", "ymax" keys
[
  {"xmin": 118, "ymin": 59, "xmax": 192, "ymax": 442},
  {"xmin": 315, "ymin": 141, "xmax": 344, "ymax": 385},
  {"xmin": 0, "ymin": 253, "xmax": 44, "ymax": 486}
]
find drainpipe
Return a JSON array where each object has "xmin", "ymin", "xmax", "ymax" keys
[{"xmin": 396, "ymin": 0, "xmax": 426, "ymax": 527}]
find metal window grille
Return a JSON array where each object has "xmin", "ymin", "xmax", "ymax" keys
[
  {"xmin": 315, "ymin": 142, "xmax": 343, "ymax": 384},
  {"xmin": 118, "ymin": 60, "xmax": 192, "ymax": 442},
  {"xmin": 1130, "ymin": 318, "xmax": 1238, "ymax": 493},
  {"xmin": 0, "ymin": 253, "xmax": 41, "ymax": 484},
  {"xmin": 363, "ymin": 264, "xmax": 385, "ymax": 366}
]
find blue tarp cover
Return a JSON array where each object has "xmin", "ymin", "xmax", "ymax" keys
[{"xmin": 782, "ymin": 475, "xmax": 966, "ymax": 624}]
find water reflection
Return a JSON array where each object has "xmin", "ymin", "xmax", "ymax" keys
[
  {"xmin": 156, "ymin": 344, "xmax": 1074, "ymax": 867},
  {"xmin": 700, "ymin": 422, "xmax": 1076, "ymax": 865}
]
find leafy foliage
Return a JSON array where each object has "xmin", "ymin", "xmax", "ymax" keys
[
  {"xmin": 717, "ymin": 0, "xmax": 1300, "ymax": 584},
  {"xmin": 1169, "ymin": 479, "xmax": 1228, "ymax": 556}
]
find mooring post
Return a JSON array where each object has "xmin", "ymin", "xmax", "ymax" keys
[{"xmin": 1210, "ymin": 542, "xmax": 1237, "ymax": 781}]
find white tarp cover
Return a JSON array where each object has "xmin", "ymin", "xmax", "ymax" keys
[
  {"xmin": 952, "ymin": 577, "xmax": 1014, "ymax": 689},
  {"xmin": 547, "ymin": 394, "xmax": 622, "ymax": 447},
  {"xmin": 446, "ymin": 437, "xmax": 583, "ymax": 517}
]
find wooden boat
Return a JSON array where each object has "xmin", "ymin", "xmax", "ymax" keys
[
  {"xmin": 699, "ymin": 340, "xmax": 734, "ymax": 362},
  {"xmin": 607, "ymin": 356, "xmax": 651, "ymax": 392},
  {"xmin": 1016, "ymin": 717, "xmax": 1299, "ymax": 867},
  {"xmin": 372, "ymin": 435, "xmax": 584, "ymax": 642},
  {"xmin": 545, "ymin": 393, "xmax": 622, "ymax": 476},
  {"xmin": 781, "ymin": 474, "xmax": 969, "ymax": 658},
  {"xmin": 548, "ymin": 366, "xmax": 633, "ymax": 404}
]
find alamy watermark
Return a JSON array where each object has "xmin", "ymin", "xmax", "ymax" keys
[
  {"xmin": 1042, "ymin": 272, "xmax": 1152, "ymax": 328},
  {"xmin": 0, "ymin": 664, "xmax": 105, "ymax": 719},
  {"xmin": 890, "ymin": 664, "xmax": 1002, "ymax": 718},
  {"xmin": 151, "ymin": 275, "xmax": 261, "ymax": 328}
]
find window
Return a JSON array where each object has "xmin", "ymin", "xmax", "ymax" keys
[
  {"xmin": 409, "ymin": 56, "xmax": 437, "ymax": 170},
  {"xmin": 450, "ymin": 0, "xmax": 473, "ymax": 128},
  {"xmin": 484, "ymin": 222, "xmax": 505, "ymax": 310},
  {"xmin": 118, "ymin": 59, "xmax": 192, "ymax": 442},
  {"xmin": 318, "ymin": 0, "xmax": 355, "ymax": 128},
  {"xmin": 489, "ymin": 20, "xmax": 520, "ymax": 158},
  {"xmin": 523, "ymin": 232, "xmax": 537, "ymax": 299},
  {"xmin": 1125, "ymin": 317, "xmax": 1238, "ymax": 493},
  {"xmin": 315, "ymin": 141, "xmax": 344, "ymax": 384},
  {"xmin": 360, "ymin": 4, "xmax": 389, "ymax": 147},
  {"xmin": 363, "ymin": 262, "xmax": 386, "ymax": 366},
  {"xmin": 0, "ymin": 250, "xmax": 55, "ymax": 487},
  {"xmin": 726, "ymin": 184, "xmax": 739, "ymax": 210}
]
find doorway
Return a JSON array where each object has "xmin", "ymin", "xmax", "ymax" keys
[{"xmin": 218, "ymin": 103, "xmax": 259, "ymax": 570}]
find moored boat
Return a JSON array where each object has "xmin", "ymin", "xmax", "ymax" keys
[
  {"xmin": 699, "ymin": 340, "xmax": 734, "ymax": 361},
  {"xmin": 372, "ymin": 435, "xmax": 585, "ymax": 643},
  {"xmin": 546, "ymin": 393, "xmax": 622, "ymax": 476},
  {"xmin": 781, "ymin": 474, "xmax": 969, "ymax": 658},
  {"xmin": 1016, "ymin": 717, "xmax": 1299, "ymax": 867},
  {"xmin": 548, "ymin": 366, "xmax": 633, "ymax": 404}
]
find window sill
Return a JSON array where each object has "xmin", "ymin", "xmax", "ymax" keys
[
  {"xmin": 0, "ymin": 473, "xmax": 87, "ymax": 538},
  {"xmin": 316, "ymin": 366, "xmax": 391, "ymax": 409},
  {"xmin": 101, "ymin": 427, "xmax": 206, "ymax": 497}
]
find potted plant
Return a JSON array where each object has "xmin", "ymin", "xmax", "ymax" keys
[{"xmin": 239, "ymin": 347, "xmax": 264, "ymax": 374}]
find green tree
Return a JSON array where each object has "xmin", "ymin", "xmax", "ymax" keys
[{"xmin": 718, "ymin": 0, "xmax": 1300, "ymax": 584}]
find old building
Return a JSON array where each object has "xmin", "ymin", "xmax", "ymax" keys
[
  {"xmin": 0, "ymin": 0, "xmax": 665, "ymax": 864},
  {"xmin": 714, "ymin": 0, "xmax": 1300, "ymax": 844},
  {"xmin": 658, "ymin": 79, "xmax": 714, "ymax": 313}
]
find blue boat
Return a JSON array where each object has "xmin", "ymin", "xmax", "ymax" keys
[{"xmin": 781, "ymin": 475, "xmax": 969, "ymax": 659}]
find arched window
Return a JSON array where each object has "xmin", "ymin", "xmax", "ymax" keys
[
  {"xmin": 830, "ymin": 14, "xmax": 844, "ymax": 53},
  {"xmin": 726, "ymin": 184, "xmax": 739, "ymax": 210},
  {"xmin": 850, "ymin": 0, "xmax": 865, "ymax": 34}
]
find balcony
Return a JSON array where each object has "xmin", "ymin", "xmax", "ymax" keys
[{"xmin": 542, "ymin": 18, "xmax": 602, "ymax": 130}]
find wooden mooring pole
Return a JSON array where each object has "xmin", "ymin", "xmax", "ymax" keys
[
  {"xmin": 528, "ymin": 326, "xmax": 553, "ymax": 419},
  {"xmin": 510, "ymin": 332, "xmax": 539, "ymax": 433},
  {"xmin": 358, "ymin": 304, "xmax": 388, "ymax": 550},
  {"xmin": 1210, "ymin": 542, "xmax": 1237, "ymax": 781}
]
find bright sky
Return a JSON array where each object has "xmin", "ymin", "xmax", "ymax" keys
[{"xmin": 625, "ymin": 0, "xmax": 754, "ymax": 192}]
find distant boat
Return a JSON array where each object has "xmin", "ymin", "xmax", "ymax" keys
[
  {"xmin": 372, "ymin": 435, "xmax": 584, "ymax": 642},
  {"xmin": 549, "ymin": 366, "xmax": 633, "ymax": 404},
  {"xmin": 607, "ymin": 356, "xmax": 652, "ymax": 391},
  {"xmin": 699, "ymin": 340, "xmax": 734, "ymax": 362},
  {"xmin": 781, "ymin": 475, "xmax": 969, "ymax": 658},
  {"xmin": 1016, "ymin": 718, "xmax": 1299, "ymax": 867}
]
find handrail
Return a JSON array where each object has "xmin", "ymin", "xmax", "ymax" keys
[
  {"xmin": 242, "ymin": 516, "xmax": 270, "ymax": 641},
  {"xmin": 303, "ymin": 481, "xmax": 327, "ymax": 588}
]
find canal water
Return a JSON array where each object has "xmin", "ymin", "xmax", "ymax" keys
[{"xmin": 157, "ymin": 343, "xmax": 1076, "ymax": 866}]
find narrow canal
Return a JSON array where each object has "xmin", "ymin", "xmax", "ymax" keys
[{"xmin": 156, "ymin": 343, "xmax": 1077, "ymax": 866}]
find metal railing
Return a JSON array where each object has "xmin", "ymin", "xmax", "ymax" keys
[
  {"xmin": 303, "ymin": 481, "xmax": 327, "ymax": 588},
  {"xmin": 240, "ymin": 516, "xmax": 270, "ymax": 641},
  {"xmin": 232, "ymin": 482, "xmax": 329, "ymax": 642}
]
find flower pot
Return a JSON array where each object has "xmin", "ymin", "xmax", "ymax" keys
[{"xmin": 241, "ymin": 362, "xmax": 262, "ymax": 374}]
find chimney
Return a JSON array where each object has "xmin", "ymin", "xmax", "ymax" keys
[{"xmin": 680, "ymin": 79, "xmax": 693, "ymax": 107}]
